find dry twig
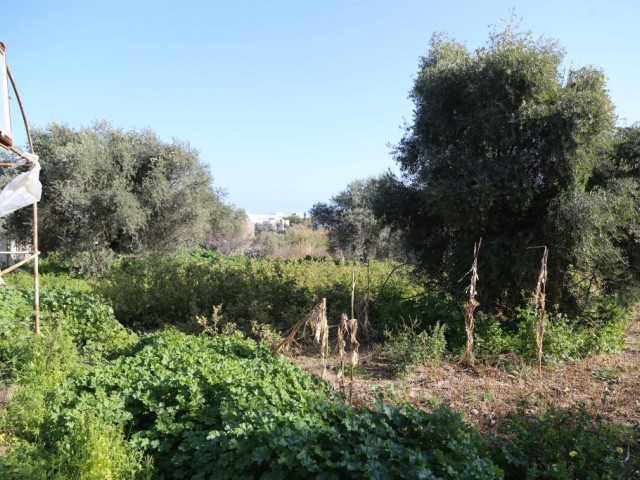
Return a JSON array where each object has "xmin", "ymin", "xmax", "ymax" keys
[{"xmin": 336, "ymin": 313, "xmax": 348, "ymax": 392}]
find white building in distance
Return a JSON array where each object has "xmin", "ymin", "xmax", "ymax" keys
[{"xmin": 247, "ymin": 212, "xmax": 305, "ymax": 231}]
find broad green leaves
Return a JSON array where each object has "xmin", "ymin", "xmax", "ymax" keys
[{"xmin": 58, "ymin": 330, "xmax": 497, "ymax": 479}]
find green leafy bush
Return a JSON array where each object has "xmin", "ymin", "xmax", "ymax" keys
[
  {"xmin": 492, "ymin": 403, "xmax": 639, "ymax": 479},
  {"xmin": 2, "ymin": 266, "xmax": 94, "ymax": 292},
  {"xmin": 472, "ymin": 298, "xmax": 630, "ymax": 364},
  {"xmin": 49, "ymin": 412, "xmax": 152, "ymax": 479},
  {"xmin": 0, "ymin": 438, "xmax": 50, "ymax": 480},
  {"xmin": 0, "ymin": 286, "xmax": 149, "ymax": 479},
  {"xmin": 0, "ymin": 414, "xmax": 152, "ymax": 480},
  {"xmin": 0, "ymin": 286, "xmax": 33, "ymax": 379},
  {"xmin": 97, "ymin": 253, "xmax": 425, "ymax": 333},
  {"xmin": 53, "ymin": 329, "xmax": 499, "ymax": 479},
  {"xmin": 1, "ymin": 323, "xmax": 80, "ymax": 440},
  {"xmin": 472, "ymin": 312, "xmax": 517, "ymax": 358},
  {"xmin": 39, "ymin": 288, "xmax": 137, "ymax": 359},
  {"xmin": 382, "ymin": 319, "xmax": 448, "ymax": 374},
  {"xmin": 0, "ymin": 286, "xmax": 32, "ymax": 322}
]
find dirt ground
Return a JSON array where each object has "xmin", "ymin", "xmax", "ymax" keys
[{"xmin": 291, "ymin": 316, "xmax": 640, "ymax": 433}]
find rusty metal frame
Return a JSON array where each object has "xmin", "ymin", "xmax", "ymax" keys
[{"xmin": 0, "ymin": 43, "xmax": 40, "ymax": 334}]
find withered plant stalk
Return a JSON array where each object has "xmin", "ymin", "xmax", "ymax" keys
[
  {"xmin": 336, "ymin": 313, "xmax": 349, "ymax": 392},
  {"xmin": 274, "ymin": 298, "xmax": 329, "ymax": 378},
  {"xmin": 533, "ymin": 247, "xmax": 548, "ymax": 374},
  {"xmin": 459, "ymin": 238, "xmax": 482, "ymax": 366},
  {"xmin": 351, "ymin": 270, "xmax": 356, "ymax": 320},
  {"xmin": 348, "ymin": 316, "xmax": 359, "ymax": 404}
]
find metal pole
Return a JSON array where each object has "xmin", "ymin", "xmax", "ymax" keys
[
  {"xmin": 33, "ymin": 202, "xmax": 40, "ymax": 334},
  {"xmin": 7, "ymin": 63, "xmax": 40, "ymax": 335}
]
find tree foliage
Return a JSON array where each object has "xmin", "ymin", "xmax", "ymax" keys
[
  {"xmin": 310, "ymin": 175, "xmax": 403, "ymax": 261},
  {"xmin": 205, "ymin": 206, "xmax": 253, "ymax": 255},
  {"xmin": 2, "ymin": 122, "xmax": 242, "ymax": 264},
  {"xmin": 378, "ymin": 25, "xmax": 639, "ymax": 312}
]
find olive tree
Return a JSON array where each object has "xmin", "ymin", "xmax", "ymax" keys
[
  {"xmin": 378, "ymin": 26, "xmax": 639, "ymax": 312},
  {"xmin": 311, "ymin": 175, "xmax": 403, "ymax": 261},
  {"xmin": 3, "ymin": 122, "xmax": 238, "ymax": 268}
]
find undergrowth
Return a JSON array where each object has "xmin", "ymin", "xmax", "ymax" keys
[
  {"xmin": 473, "ymin": 296, "xmax": 629, "ymax": 365},
  {"xmin": 96, "ymin": 252, "xmax": 425, "ymax": 334},
  {"xmin": 0, "ymin": 255, "xmax": 636, "ymax": 479},
  {"xmin": 382, "ymin": 319, "xmax": 447, "ymax": 374},
  {"xmin": 492, "ymin": 402, "xmax": 638, "ymax": 479},
  {"xmin": 0, "ymin": 285, "xmax": 151, "ymax": 479}
]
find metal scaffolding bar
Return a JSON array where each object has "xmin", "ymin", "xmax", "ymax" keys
[{"xmin": 0, "ymin": 49, "xmax": 40, "ymax": 334}]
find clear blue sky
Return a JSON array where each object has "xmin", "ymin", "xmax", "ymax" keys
[{"xmin": 3, "ymin": 1, "xmax": 639, "ymax": 214}]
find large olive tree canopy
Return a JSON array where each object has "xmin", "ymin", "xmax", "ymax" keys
[
  {"xmin": 378, "ymin": 26, "xmax": 640, "ymax": 312},
  {"xmin": 3, "ymin": 122, "xmax": 240, "ymax": 265}
]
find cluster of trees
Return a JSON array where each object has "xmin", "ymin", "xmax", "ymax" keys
[
  {"xmin": 1, "ymin": 122, "xmax": 248, "ymax": 269},
  {"xmin": 310, "ymin": 176, "xmax": 403, "ymax": 262},
  {"xmin": 1, "ymin": 24, "xmax": 637, "ymax": 317},
  {"xmin": 313, "ymin": 26, "xmax": 640, "ymax": 315}
]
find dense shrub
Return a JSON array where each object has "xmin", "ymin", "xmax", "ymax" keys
[
  {"xmin": 0, "ymin": 285, "xmax": 32, "ymax": 321},
  {"xmin": 97, "ymin": 253, "xmax": 426, "ymax": 334},
  {"xmin": 382, "ymin": 320, "xmax": 448, "ymax": 374},
  {"xmin": 0, "ymin": 287, "xmax": 46, "ymax": 381},
  {"xmin": 94, "ymin": 251, "xmax": 630, "ymax": 366},
  {"xmin": 0, "ymin": 286, "xmax": 149, "ymax": 479},
  {"xmin": 3, "ymin": 267, "xmax": 94, "ymax": 293},
  {"xmin": 0, "ymin": 414, "xmax": 152, "ymax": 480},
  {"xmin": 39, "ymin": 288, "xmax": 137, "ymax": 359},
  {"xmin": 0, "ymin": 319, "xmax": 80, "ymax": 440},
  {"xmin": 492, "ymin": 403, "xmax": 639, "ymax": 479}
]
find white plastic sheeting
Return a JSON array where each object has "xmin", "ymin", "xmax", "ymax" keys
[{"xmin": 0, "ymin": 156, "xmax": 41, "ymax": 217}]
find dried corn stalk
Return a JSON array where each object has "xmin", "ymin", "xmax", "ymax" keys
[
  {"xmin": 274, "ymin": 298, "xmax": 329, "ymax": 378},
  {"xmin": 336, "ymin": 313, "xmax": 349, "ymax": 392},
  {"xmin": 319, "ymin": 299, "xmax": 329, "ymax": 377},
  {"xmin": 533, "ymin": 247, "xmax": 548, "ymax": 374},
  {"xmin": 458, "ymin": 238, "xmax": 482, "ymax": 366},
  {"xmin": 356, "ymin": 292, "xmax": 374, "ymax": 340},
  {"xmin": 347, "ymin": 316, "xmax": 359, "ymax": 404}
]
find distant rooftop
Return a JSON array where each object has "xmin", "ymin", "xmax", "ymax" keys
[{"xmin": 247, "ymin": 212, "xmax": 304, "ymax": 224}]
